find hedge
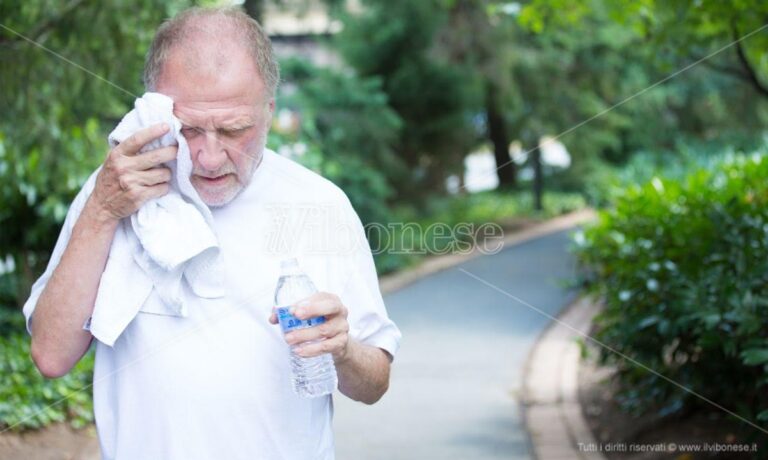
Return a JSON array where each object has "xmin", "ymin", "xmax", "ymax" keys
[{"xmin": 574, "ymin": 152, "xmax": 768, "ymax": 432}]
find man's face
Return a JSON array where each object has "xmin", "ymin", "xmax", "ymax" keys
[{"xmin": 156, "ymin": 45, "xmax": 274, "ymax": 207}]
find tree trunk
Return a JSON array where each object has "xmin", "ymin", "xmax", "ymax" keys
[
  {"xmin": 532, "ymin": 148, "xmax": 543, "ymax": 211},
  {"xmin": 485, "ymin": 83, "xmax": 516, "ymax": 189},
  {"xmin": 734, "ymin": 37, "xmax": 768, "ymax": 98}
]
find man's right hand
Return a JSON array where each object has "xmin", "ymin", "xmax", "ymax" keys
[
  {"xmin": 89, "ymin": 123, "xmax": 177, "ymax": 221},
  {"xmin": 30, "ymin": 124, "xmax": 178, "ymax": 377}
]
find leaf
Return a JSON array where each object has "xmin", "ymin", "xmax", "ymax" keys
[
  {"xmin": 741, "ymin": 349, "xmax": 768, "ymax": 366},
  {"xmin": 637, "ymin": 315, "xmax": 659, "ymax": 329}
]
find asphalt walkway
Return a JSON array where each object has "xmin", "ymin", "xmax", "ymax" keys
[{"xmin": 334, "ymin": 228, "xmax": 580, "ymax": 460}]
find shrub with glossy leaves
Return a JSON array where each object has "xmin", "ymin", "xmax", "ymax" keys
[
  {"xmin": 574, "ymin": 152, "xmax": 768, "ymax": 431},
  {"xmin": 0, "ymin": 310, "xmax": 94, "ymax": 431}
]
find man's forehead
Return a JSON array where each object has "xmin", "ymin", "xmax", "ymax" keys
[
  {"xmin": 174, "ymin": 102, "xmax": 259, "ymax": 128},
  {"xmin": 156, "ymin": 42, "xmax": 268, "ymax": 128}
]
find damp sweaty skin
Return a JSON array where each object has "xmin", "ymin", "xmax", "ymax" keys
[{"xmin": 155, "ymin": 42, "xmax": 274, "ymax": 207}]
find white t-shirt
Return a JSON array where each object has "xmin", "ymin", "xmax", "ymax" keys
[{"xmin": 23, "ymin": 149, "xmax": 401, "ymax": 460}]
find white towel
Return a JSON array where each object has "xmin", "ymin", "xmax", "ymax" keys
[{"xmin": 88, "ymin": 92, "xmax": 225, "ymax": 347}]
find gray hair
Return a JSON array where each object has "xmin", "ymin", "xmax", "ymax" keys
[{"xmin": 143, "ymin": 7, "xmax": 280, "ymax": 97}]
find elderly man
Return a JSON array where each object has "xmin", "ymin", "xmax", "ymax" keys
[{"xmin": 23, "ymin": 7, "xmax": 400, "ymax": 460}]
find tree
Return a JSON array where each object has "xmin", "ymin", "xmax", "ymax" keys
[
  {"xmin": 0, "ymin": 1, "xmax": 193, "ymax": 307},
  {"xmin": 519, "ymin": 0, "xmax": 768, "ymax": 99},
  {"xmin": 437, "ymin": 0, "xmax": 518, "ymax": 188},
  {"xmin": 334, "ymin": 0, "xmax": 482, "ymax": 201},
  {"xmin": 439, "ymin": 0, "xmax": 645, "ymax": 191},
  {"xmin": 443, "ymin": 0, "xmax": 768, "ymax": 195},
  {"xmin": 275, "ymin": 58, "xmax": 403, "ymax": 225}
]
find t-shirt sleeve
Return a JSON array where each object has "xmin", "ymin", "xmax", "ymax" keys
[
  {"xmin": 22, "ymin": 168, "xmax": 101, "ymax": 335},
  {"xmin": 337, "ymin": 198, "xmax": 402, "ymax": 360}
]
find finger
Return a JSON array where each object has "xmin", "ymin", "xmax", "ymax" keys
[
  {"xmin": 269, "ymin": 308, "xmax": 278, "ymax": 325},
  {"xmin": 295, "ymin": 334, "xmax": 347, "ymax": 358},
  {"xmin": 141, "ymin": 182, "xmax": 170, "ymax": 201},
  {"xmin": 136, "ymin": 167, "xmax": 172, "ymax": 186},
  {"xmin": 292, "ymin": 293, "xmax": 345, "ymax": 319},
  {"xmin": 285, "ymin": 316, "xmax": 346, "ymax": 346},
  {"xmin": 130, "ymin": 145, "xmax": 178, "ymax": 171},
  {"xmin": 117, "ymin": 123, "xmax": 170, "ymax": 156}
]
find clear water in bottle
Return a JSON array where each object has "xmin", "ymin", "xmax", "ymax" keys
[{"xmin": 274, "ymin": 258, "xmax": 338, "ymax": 398}]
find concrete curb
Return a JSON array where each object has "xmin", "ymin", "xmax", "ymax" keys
[
  {"xmin": 379, "ymin": 208, "xmax": 597, "ymax": 295},
  {"xmin": 522, "ymin": 296, "xmax": 606, "ymax": 460}
]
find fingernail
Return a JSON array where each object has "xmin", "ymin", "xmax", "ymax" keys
[
  {"xmin": 296, "ymin": 299, "xmax": 310, "ymax": 308},
  {"xmin": 160, "ymin": 123, "xmax": 169, "ymax": 131}
]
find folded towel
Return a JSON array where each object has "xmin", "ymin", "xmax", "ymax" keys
[{"xmin": 88, "ymin": 92, "xmax": 225, "ymax": 347}]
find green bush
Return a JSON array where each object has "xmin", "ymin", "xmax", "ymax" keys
[
  {"xmin": 1, "ymin": 0, "xmax": 192, "ymax": 308},
  {"xmin": 0, "ymin": 309, "xmax": 94, "ymax": 431},
  {"xmin": 422, "ymin": 190, "xmax": 586, "ymax": 232},
  {"xmin": 573, "ymin": 152, "xmax": 768, "ymax": 430},
  {"xmin": 580, "ymin": 139, "xmax": 766, "ymax": 207},
  {"xmin": 0, "ymin": 122, "xmax": 105, "ymax": 308}
]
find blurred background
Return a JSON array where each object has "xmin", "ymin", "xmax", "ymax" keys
[{"xmin": 1, "ymin": 0, "xmax": 768, "ymax": 458}]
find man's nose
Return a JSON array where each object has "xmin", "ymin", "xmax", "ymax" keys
[{"xmin": 194, "ymin": 131, "xmax": 228, "ymax": 172}]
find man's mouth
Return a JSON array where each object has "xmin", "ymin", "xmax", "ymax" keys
[{"xmin": 196, "ymin": 173, "xmax": 233, "ymax": 185}]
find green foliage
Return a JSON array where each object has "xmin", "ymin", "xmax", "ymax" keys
[
  {"xmin": 0, "ymin": 1, "xmax": 194, "ymax": 307},
  {"xmin": 573, "ymin": 152, "xmax": 768, "ymax": 428},
  {"xmin": 612, "ymin": 0, "xmax": 768, "ymax": 82},
  {"xmin": 578, "ymin": 139, "xmax": 768, "ymax": 206},
  {"xmin": 335, "ymin": 0, "xmax": 482, "ymax": 199},
  {"xmin": 512, "ymin": 0, "xmax": 768, "ymax": 194},
  {"xmin": 520, "ymin": 0, "xmax": 768, "ymax": 66},
  {"xmin": 271, "ymin": 58, "xmax": 402, "ymax": 225},
  {"xmin": 0, "ymin": 122, "xmax": 100, "ymax": 250},
  {"xmin": 0, "ymin": 310, "xmax": 94, "ymax": 431},
  {"xmin": 375, "ymin": 190, "xmax": 586, "ymax": 274},
  {"xmin": 427, "ymin": 190, "xmax": 586, "ymax": 224}
]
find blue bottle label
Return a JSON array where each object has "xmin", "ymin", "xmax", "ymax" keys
[{"xmin": 276, "ymin": 306, "xmax": 326, "ymax": 334}]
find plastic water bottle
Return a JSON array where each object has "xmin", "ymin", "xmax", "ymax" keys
[{"xmin": 274, "ymin": 258, "xmax": 338, "ymax": 398}]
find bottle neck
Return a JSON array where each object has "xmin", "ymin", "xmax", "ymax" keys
[{"xmin": 279, "ymin": 258, "xmax": 304, "ymax": 277}]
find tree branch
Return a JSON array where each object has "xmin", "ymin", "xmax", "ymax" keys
[
  {"xmin": 695, "ymin": 56, "xmax": 750, "ymax": 81},
  {"xmin": 732, "ymin": 25, "xmax": 768, "ymax": 98}
]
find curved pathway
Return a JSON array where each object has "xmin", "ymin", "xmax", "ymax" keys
[{"xmin": 334, "ymin": 227, "xmax": 581, "ymax": 459}]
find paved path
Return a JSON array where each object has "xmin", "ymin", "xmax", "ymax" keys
[{"xmin": 334, "ymin": 228, "xmax": 580, "ymax": 460}]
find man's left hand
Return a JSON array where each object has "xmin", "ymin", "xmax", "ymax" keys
[{"xmin": 269, "ymin": 292, "xmax": 350, "ymax": 363}]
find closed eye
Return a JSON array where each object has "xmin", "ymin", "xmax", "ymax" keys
[
  {"xmin": 181, "ymin": 126, "xmax": 201, "ymax": 138},
  {"xmin": 219, "ymin": 127, "xmax": 251, "ymax": 137},
  {"xmin": 179, "ymin": 125, "xmax": 252, "ymax": 138}
]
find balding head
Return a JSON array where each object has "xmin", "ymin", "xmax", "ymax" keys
[
  {"xmin": 143, "ymin": 8, "xmax": 278, "ymax": 207},
  {"xmin": 143, "ymin": 7, "xmax": 279, "ymax": 97}
]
